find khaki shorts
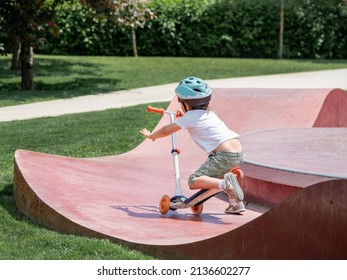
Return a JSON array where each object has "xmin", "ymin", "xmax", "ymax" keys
[{"xmin": 188, "ymin": 150, "xmax": 245, "ymax": 188}]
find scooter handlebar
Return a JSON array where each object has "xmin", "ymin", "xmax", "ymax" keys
[
  {"xmin": 146, "ymin": 106, "xmax": 165, "ymax": 115},
  {"xmin": 147, "ymin": 106, "xmax": 183, "ymax": 118}
]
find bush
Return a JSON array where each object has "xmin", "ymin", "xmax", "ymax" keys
[
  {"xmin": 284, "ymin": 0, "xmax": 347, "ymax": 58},
  {"xmin": 37, "ymin": 0, "xmax": 347, "ymax": 59},
  {"xmin": 137, "ymin": 0, "xmax": 214, "ymax": 56},
  {"xmin": 41, "ymin": 3, "xmax": 132, "ymax": 56},
  {"xmin": 191, "ymin": 0, "xmax": 280, "ymax": 58}
]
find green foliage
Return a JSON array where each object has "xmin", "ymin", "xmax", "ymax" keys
[
  {"xmin": 227, "ymin": 0, "xmax": 280, "ymax": 58},
  {"xmin": 0, "ymin": 0, "xmax": 67, "ymax": 50},
  {"xmin": 284, "ymin": 0, "xmax": 347, "ymax": 58},
  {"xmin": 36, "ymin": 0, "xmax": 347, "ymax": 58},
  {"xmin": 43, "ymin": 3, "xmax": 132, "ymax": 56},
  {"xmin": 139, "ymin": 0, "xmax": 214, "ymax": 56}
]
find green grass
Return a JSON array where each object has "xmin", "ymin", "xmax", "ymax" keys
[
  {"xmin": 0, "ymin": 103, "xmax": 166, "ymax": 259},
  {"xmin": 1, "ymin": 55, "xmax": 347, "ymax": 107}
]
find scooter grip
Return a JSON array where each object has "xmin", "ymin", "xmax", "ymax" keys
[{"xmin": 146, "ymin": 106, "xmax": 165, "ymax": 115}]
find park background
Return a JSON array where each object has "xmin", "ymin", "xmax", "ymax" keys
[{"xmin": 1, "ymin": 0, "xmax": 347, "ymax": 260}]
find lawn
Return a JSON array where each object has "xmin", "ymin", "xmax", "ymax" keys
[
  {"xmin": 1, "ymin": 55, "xmax": 347, "ymax": 107},
  {"xmin": 1, "ymin": 56, "xmax": 347, "ymax": 259}
]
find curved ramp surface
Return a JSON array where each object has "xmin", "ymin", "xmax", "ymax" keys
[
  {"xmin": 209, "ymin": 88, "xmax": 347, "ymax": 133},
  {"xmin": 14, "ymin": 88, "xmax": 347, "ymax": 259}
]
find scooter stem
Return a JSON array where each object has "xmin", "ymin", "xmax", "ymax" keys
[{"xmin": 168, "ymin": 112, "xmax": 183, "ymax": 196}]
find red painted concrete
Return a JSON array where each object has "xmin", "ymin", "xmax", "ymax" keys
[
  {"xmin": 240, "ymin": 128, "xmax": 347, "ymax": 206},
  {"xmin": 13, "ymin": 88, "xmax": 347, "ymax": 259},
  {"xmin": 209, "ymin": 88, "xmax": 347, "ymax": 133}
]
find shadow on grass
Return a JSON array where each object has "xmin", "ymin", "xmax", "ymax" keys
[
  {"xmin": 0, "ymin": 58, "xmax": 105, "ymax": 78},
  {"xmin": 0, "ymin": 79, "xmax": 122, "ymax": 106},
  {"xmin": 0, "ymin": 58, "xmax": 124, "ymax": 104},
  {"xmin": 291, "ymin": 59, "xmax": 347, "ymax": 65},
  {"xmin": 0, "ymin": 184, "xmax": 33, "ymax": 224}
]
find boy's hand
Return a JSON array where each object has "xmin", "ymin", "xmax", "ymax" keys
[
  {"xmin": 140, "ymin": 128, "xmax": 155, "ymax": 141},
  {"xmin": 140, "ymin": 124, "xmax": 180, "ymax": 141},
  {"xmin": 176, "ymin": 109, "xmax": 184, "ymax": 118}
]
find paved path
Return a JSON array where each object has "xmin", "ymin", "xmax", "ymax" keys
[{"xmin": 1, "ymin": 68, "xmax": 347, "ymax": 122}]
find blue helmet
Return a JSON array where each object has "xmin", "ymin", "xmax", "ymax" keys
[{"xmin": 175, "ymin": 77, "xmax": 212, "ymax": 107}]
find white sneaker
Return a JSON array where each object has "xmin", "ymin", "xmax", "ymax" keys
[
  {"xmin": 225, "ymin": 201, "xmax": 246, "ymax": 214},
  {"xmin": 223, "ymin": 172, "xmax": 244, "ymax": 201}
]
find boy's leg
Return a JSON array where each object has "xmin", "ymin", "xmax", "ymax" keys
[
  {"xmin": 188, "ymin": 151, "xmax": 246, "ymax": 214},
  {"xmin": 189, "ymin": 175, "xmax": 219, "ymax": 190},
  {"xmin": 188, "ymin": 152, "xmax": 235, "ymax": 189}
]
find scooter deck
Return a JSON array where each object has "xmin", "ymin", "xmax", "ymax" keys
[
  {"xmin": 170, "ymin": 188, "xmax": 222, "ymax": 210},
  {"xmin": 184, "ymin": 188, "xmax": 222, "ymax": 207}
]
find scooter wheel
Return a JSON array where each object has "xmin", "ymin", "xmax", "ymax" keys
[
  {"xmin": 159, "ymin": 195, "xmax": 170, "ymax": 215},
  {"xmin": 191, "ymin": 204, "xmax": 203, "ymax": 216}
]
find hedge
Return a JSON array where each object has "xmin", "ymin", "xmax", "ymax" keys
[{"xmin": 36, "ymin": 0, "xmax": 347, "ymax": 58}]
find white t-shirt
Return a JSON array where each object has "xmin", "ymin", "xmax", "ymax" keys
[{"xmin": 175, "ymin": 110, "xmax": 239, "ymax": 153}]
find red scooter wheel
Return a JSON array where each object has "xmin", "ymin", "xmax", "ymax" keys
[
  {"xmin": 191, "ymin": 204, "xmax": 203, "ymax": 216},
  {"xmin": 159, "ymin": 195, "xmax": 170, "ymax": 215}
]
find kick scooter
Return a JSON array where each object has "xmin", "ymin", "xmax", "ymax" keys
[{"xmin": 146, "ymin": 105, "xmax": 244, "ymax": 216}]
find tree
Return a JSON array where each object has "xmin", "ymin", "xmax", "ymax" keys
[
  {"xmin": 115, "ymin": 0, "xmax": 155, "ymax": 57},
  {"xmin": 0, "ymin": 0, "xmax": 154, "ymax": 91},
  {"xmin": 0, "ymin": 0, "xmax": 66, "ymax": 90},
  {"xmin": 278, "ymin": 0, "xmax": 285, "ymax": 59},
  {"xmin": 82, "ymin": 0, "xmax": 155, "ymax": 57},
  {"xmin": 0, "ymin": 1, "xmax": 21, "ymax": 69}
]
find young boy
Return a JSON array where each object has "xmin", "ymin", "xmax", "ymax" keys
[{"xmin": 140, "ymin": 77, "xmax": 245, "ymax": 214}]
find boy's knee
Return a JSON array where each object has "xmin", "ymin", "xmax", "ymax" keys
[{"xmin": 188, "ymin": 175, "xmax": 197, "ymax": 189}]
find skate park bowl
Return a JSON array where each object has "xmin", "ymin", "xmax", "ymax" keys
[{"xmin": 14, "ymin": 88, "xmax": 347, "ymax": 259}]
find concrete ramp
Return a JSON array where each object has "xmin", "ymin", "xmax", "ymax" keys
[
  {"xmin": 209, "ymin": 88, "xmax": 347, "ymax": 132},
  {"xmin": 13, "ymin": 88, "xmax": 347, "ymax": 259},
  {"xmin": 240, "ymin": 128, "xmax": 347, "ymax": 207}
]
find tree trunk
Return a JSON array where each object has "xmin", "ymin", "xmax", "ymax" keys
[
  {"xmin": 131, "ymin": 26, "xmax": 138, "ymax": 57},
  {"xmin": 278, "ymin": 0, "xmax": 285, "ymax": 59},
  {"xmin": 20, "ymin": 42, "xmax": 34, "ymax": 90},
  {"xmin": 11, "ymin": 36, "xmax": 21, "ymax": 70}
]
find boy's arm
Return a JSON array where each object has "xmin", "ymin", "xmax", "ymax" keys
[{"xmin": 140, "ymin": 123, "xmax": 181, "ymax": 141}]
